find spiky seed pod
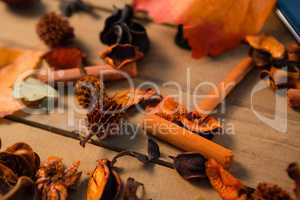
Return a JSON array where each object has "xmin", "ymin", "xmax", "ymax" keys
[
  {"xmin": 75, "ymin": 75, "xmax": 104, "ymax": 108},
  {"xmin": 36, "ymin": 12, "xmax": 75, "ymax": 48},
  {"xmin": 1, "ymin": 0, "xmax": 38, "ymax": 7}
]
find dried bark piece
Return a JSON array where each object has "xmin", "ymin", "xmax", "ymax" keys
[
  {"xmin": 287, "ymin": 162, "xmax": 300, "ymax": 199},
  {"xmin": 100, "ymin": 44, "xmax": 144, "ymax": 69},
  {"xmin": 206, "ymin": 159, "xmax": 247, "ymax": 200},
  {"xmin": 170, "ymin": 153, "xmax": 206, "ymax": 181},
  {"xmin": 245, "ymin": 35, "xmax": 285, "ymax": 59},
  {"xmin": 124, "ymin": 177, "xmax": 151, "ymax": 200},
  {"xmin": 87, "ymin": 159, "xmax": 121, "ymax": 200},
  {"xmin": 37, "ymin": 12, "xmax": 75, "ymax": 48},
  {"xmin": 36, "ymin": 157, "xmax": 82, "ymax": 200},
  {"xmin": 0, "ymin": 48, "xmax": 43, "ymax": 117},
  {"xmin": 252, "ymin": 183, "xmax": 293, "ymax": 200},
  {"xmin": 43, "ymin": 48, "xmax": 84, "ymax": 70}
]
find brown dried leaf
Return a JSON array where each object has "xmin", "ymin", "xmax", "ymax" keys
[{"xmin": 245, "ymin": 35, "xmax": 285, "ymax": 59}]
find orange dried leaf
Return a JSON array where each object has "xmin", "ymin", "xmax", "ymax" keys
[
  {"xmin": 206, "ymin": 159, "xmax": 246, "ymax": 200},
  {"xmin": 245, "ymin": 35, "xmax": 285, "ymax": 59},
  {"xmin": 0, "ymin": 47, "xmax": 43, "ymax": 117},
  {"xmin": 134, "ymin": 0, "xmax": 276, "ymax": 58}
]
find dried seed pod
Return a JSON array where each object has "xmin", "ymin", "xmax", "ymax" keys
[
  {"xmin": 75, "ymin": 75, "xmax": 104, "ymax": 108},
  {"xmin": 100, "ymin": 44, "xmax": 144, "ymax": 69},
  {"xmin": 37, "ymin": 12, "xmax": 75, "ymax": 48},
  {"xmin": 124, "ymin": 177, "xmax": 151, "ymax": 200},
  {"xmin": 100, "ymin": 5, "xmax": 150, "ymax": 53},
  {"xmin": 170, "ymin": 153, "xmax": 206, "ymax": 181},
  {"xmin": 1, "ymin": 0, "xmax": 38, "ymax": 7},
  {"xmin": 87, "ymin": 159, "xmax": 121, "ymax": 200},
  {"xmin": 36, "ymin": 157, "xmax": 82, "ymax": 200},
  {"xmin": 44, "ymin": 48, "xmax": 84, "ymax": 70},
  {"xmin": 245, "ymin": 35, "xmax": 285, "ymax": 59},
  {"xmin": 252, "ymin": 182, "xmax": 293, "ymax": 200},
  {"xmin": 147, "ymin": 137, "xmax": 160, "ymax": 161}
]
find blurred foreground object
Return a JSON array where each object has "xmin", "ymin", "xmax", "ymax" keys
[{"xmin": 134, "ymin": 0, "xmax": 276, "ymax": 58}]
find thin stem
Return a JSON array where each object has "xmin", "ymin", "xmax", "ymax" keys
[{"xmin": 4, "ymin": 115, "xmax": 174, "ymax": 169}]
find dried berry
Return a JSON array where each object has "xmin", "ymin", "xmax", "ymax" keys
[
  {"xmin": 36, "ymin": 157, "xmax": 82, "ymax": 200},
  {"xmin": 175, "ymin": 25, "xmax": 191, "ymax": 50},
  {"xmin": 75, "ymin": 75, "xmax": 104, "ymax": 109},
  {"xmin": 147, "ymin": 137, "xmax": 160, "ymax": 161},
  {"xmin": 1, "ymin": 0, "xmax": 38, "ymax": 7},
  {"xmin": 252, "ymin": 183, "xmax": 293, "ymax": 200},
  {"xmin": 44, "ymin": 47, "xmax": 84, "ymax": 70},
  {"xmin": 87, "ymin": 159, "xmax": 121, "ymax": 200},
  {"xmin": 124, "ymin": 177, "xmax": 151, "ymax": 200},
  {"xmin": 37, "ymin": 12, "xmax": 75, "ymax": 48},
  {"xmin": 170, "ymin": 153, "xmax": 206, "ymax": 181},
  {"xmin": 100, "ymin": 44, "xmax": 144, "ymax": 69},
  {"xmin": 100, "ymin": 5, "xmax": 150, "ymax": 54},
  {"xmin": 60, "ymin": 0, "xmax": 94, "ymax": 17}
]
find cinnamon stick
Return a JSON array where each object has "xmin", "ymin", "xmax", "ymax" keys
[
  {"xmin": 195, "ymin": 56, "xmax": 253, "ymax": 114},
  {"xmin": 288, "ymin": 89, "xmax": 300, "ymax": 108},
  {"xmin": 37, "ymin": 64, "xmax": 137, "ymax": 82},
  {"xmin": 143, "ymin": 114, "xmax": 233, "ymax": 167},
  {"xmin": 144, "ymin": 57, "xmax": 253, "ymax": 167}
]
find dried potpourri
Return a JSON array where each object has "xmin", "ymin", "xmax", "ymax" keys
[
  {"xmin": 87, "ymin": 159, "xmax": 121, "ymax": 200},
  {"xmin": 36, "ymin": 156, "xmax": 82, "ymax": 200},
  {"xmin": 152, "ymin": 97, "xmax": 220, "ymax": 139},
  {"xmin": 43, "ymin": 47, "xmax": 84, "ymax": 70},
  {"xmin": 124, "ymin": 177, "xmax": 152, "ymax": 200},
  {"xmin": 100, "ymin": 44, "xmax": 144, "ymax": 70},
  {"xmin": 170, "ymin": 153, "xmax": 206, "ymax": 181},
  {"xmin": 100, "ymin": 5, "xmax": 150, "ymax": 54},
  {"xmin": 59, "ymin": 0, "xmax": 95, "ymax": 17},
  {"xmin": 37, "ymin": 12, "xmax": 75, "ymax": 48}
]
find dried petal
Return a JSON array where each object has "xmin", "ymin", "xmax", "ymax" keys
[
  {"xmin": 44, "ymin": 48, "xmax": 84, "ymax": 70},
  {"xmin": 171, "ymin": 153, "xmax": 206, "ymax": 181},
  {"xmin": 100, "ymin": 44, "xmax": 143, "ymax": 69},
  {"xmin": 206, "ymin": 159, "xmax": 246, "ymax": 200},
  {"xmin": 147, "ymin": 137, "xmax": 160, "ymax": 161},
  {"xmin": 245, "ymin": 35, "xmax": 285, "ymax": 59}
]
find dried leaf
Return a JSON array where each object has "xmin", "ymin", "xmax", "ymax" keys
[
  {"xmin": 170, "ymin": 153, "xmax": 206, "ymax": 181},
  {"xmin": 43, "ymin": 47, "xmax": 84, "ymax": 70},
  {"xmin": 0, "ymin": 47, "xmax": 43, "ymax": 117},
  {"xmin": 245, "ymin": 35, "xmax": 285, "ymax": 59},
  {"xmin": 147, "ymin": 137, "xmax": 160, "ymax": 161},
  {"xmin": 134, "ymin": 0, "xmax": 276, "ymax": 58},
  {"xmin": 205, "ymin": 159, "xmax": 246, "ymax": 200},
  {"xmin": 12, "ymin": 77, "xmax": 58, "ymax": 102}
]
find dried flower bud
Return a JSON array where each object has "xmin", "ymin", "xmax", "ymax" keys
[{"xmin": 170, "ymin": 153, "xmax": 206, "ymax": 181}]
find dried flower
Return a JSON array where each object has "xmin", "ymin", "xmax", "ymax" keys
[
  {"xmin": 44, "ymin": 48, "xmax": 84, "ymax": 70},
  {"xmin": 75, "ymin": 75, "xmax": 104, "ymax": 108},
  {"xmin": 124, "ymin": 177, "xmax": 152, "ymax": 200},
  {"xmin": 100, "ymin": 44, "xmax": 144, "ymax": 70},
  {"xmin": 87, "ymin": 159, "xmax": 121, "ymax": 200},
  {"xmin": 170, "ymin": 153, "xmax": 206, "ymax": 181},
  {"xmin": 252, "ymin": 183, "xmax": 293, "ymax": 200},
  {"xmin": 100, "ymin": 5, "xmax": 150, "ymax": 54},
  {"xmin": 147, "ymin": 137, "xmax": 160, "ymax": 161},
  {"xmin": 36, "ymin": 157, "xmax": 82, "ymax": 200},
  {"xmin": 37, "ymin": 12, "xmax": 75, "ymax": 48}
]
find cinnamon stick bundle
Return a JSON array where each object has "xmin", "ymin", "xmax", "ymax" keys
[
  {"xmin": 143, "ymin": 57, "xmax": 253, "ymax": 167},
  {"xmin": 288, "ymin": 89, "xmax": 300, "ymax": 108}
]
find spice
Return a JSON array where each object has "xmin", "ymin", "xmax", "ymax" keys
[
  {"xmin": 37, "ymin": 12, "xmax": 75, "ymax": 48},
  {"xmin": 170, "ymin": 153, "xmax": 206, "ymax": 181},
  {"xmin": 100, "ymin": 5, "xmax": 150, "ymax": 54},
  {"xmin": 43, "ymin": 48, "xmax": 84, "ymax": 70},
  {"xmin": 36, "ymin": 157, "xmax": 82, "ymax": 200},
  {"xmin": 87, "ymin": 159, "xmax": 121, "ymax": 200}
]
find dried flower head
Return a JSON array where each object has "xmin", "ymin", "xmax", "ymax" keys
[
  {"xmin": 36, "ymin": 157, "xmax": 82, "ymax": 200},
  {"xmin": 37, "ymin": 12, "xmax": 75, "ymax": 48}
]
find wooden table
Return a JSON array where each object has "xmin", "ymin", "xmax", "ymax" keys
[{"xmin": 0, "ymin": 1, "xmax": 299, "ymax": 199}]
